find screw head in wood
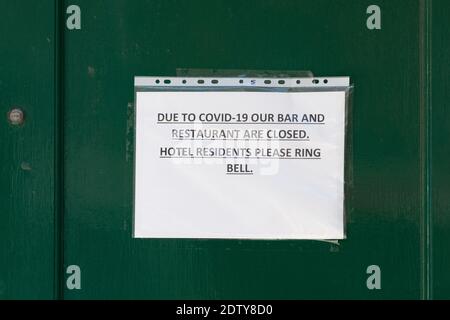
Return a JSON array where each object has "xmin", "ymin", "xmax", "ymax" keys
[{"xmin": 7, "ymin": 108, "xmax": 24, "ymax": 125}]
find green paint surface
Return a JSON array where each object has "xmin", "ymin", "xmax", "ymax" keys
[
  {"xmin": 1, "ymin": 0, "xmax": 448, "ymax": 299},
  {"xmin": 431, "ymin": 0, "xmax": 450, "ymax": 300},
  {"xmin": 0, "ymin": 1, "xmax": 57, "ymax": 299}
]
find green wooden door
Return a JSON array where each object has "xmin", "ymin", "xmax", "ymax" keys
[{"xmin": 1, "ymin": 0, "xmax": 449, "ymax": 300}]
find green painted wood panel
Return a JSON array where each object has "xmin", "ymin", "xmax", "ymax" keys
[
  {"xmin": 432, "ymin": 0, "xmax": 450, "ymax": 300},
  {"xmin": 0, "ymin": 0, "xmax": 58, "ymax": 299},
  {"xmin": 63, "ymin": 0, "xmax": 425, "ymax": 299}
]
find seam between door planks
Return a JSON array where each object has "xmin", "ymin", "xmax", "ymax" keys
[{"xmin": 419, "ymin": 0, "xmax": 433, "ymax": 301}]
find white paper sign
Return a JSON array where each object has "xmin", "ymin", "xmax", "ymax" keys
[{"xmin": 134, "ymin": 90, "xmax": 346, "ymax": 239}]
